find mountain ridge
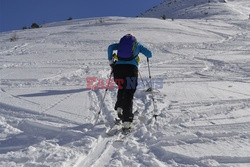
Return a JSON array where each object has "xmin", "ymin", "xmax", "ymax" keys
[{"xmin": 140, "ymin": 0, "xmax": 250, "ymax": 20}]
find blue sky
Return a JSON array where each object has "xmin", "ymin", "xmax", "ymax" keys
[{"xmin": 0, "ymin": 0, "xmax": 163, "ymax": 32}]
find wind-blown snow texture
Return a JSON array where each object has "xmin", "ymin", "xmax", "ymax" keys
[{"xmin": 1, "ymin": 0, "xmax": 250, "ymax": 166}]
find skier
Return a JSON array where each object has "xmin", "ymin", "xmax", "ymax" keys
[{"xmin": 108, "ymin": 34, "xmax": 152, "ymax": 129}]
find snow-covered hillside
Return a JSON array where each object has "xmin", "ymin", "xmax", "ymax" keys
[
  {"xmin": 140, "ymin": 0, "xmax": 250, "ymax": 20},
  {"xmin": 1, "ymin": 6, "xmax": 250, "ymax": 167}
]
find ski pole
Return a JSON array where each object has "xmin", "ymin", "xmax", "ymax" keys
[
  {"xmin": 138, "ymin": 70, "xmax": 148, "ymax": 90},
  {"xmin": 147, "ymin": 58, "xmax": 158, "ymax": 121},
  {"xmin": 147, "ymin": 58, "xmax": 153, "ymax": 92},
  {"xmin": 94, "ymin": 70, "xmax": 113, "ymax": 124}
]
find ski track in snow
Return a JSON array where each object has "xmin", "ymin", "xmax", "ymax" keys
[{"xmin": 1, "ymin": 10, "xmax": 250, "ymax": 167}]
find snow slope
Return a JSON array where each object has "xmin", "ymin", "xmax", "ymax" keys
[
  {"xmin": 0, "ymin": 10, "xmax": 250, "ymax": 167},
  {"xmin": 140, "ymin": 0, "xmax": 250, "ymax": 20}
]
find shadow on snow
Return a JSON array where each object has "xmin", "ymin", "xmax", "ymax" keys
[{"xmin": 17, "ymin": 88, "xmax": 89, "ymax": 97}]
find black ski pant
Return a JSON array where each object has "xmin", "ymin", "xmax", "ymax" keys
[{"xmin": 113, "ymin": 64, "xmax": 138, "ymax": 122}]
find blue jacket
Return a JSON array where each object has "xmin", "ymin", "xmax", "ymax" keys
[{"xmin": 108, "ymin": 42, "xmax": 152, "ymax": 68}]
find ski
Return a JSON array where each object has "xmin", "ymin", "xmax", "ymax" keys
[
  {"xmin": 106, "ymin": 118, "xmax": 122, "ymax": 136},
  {"xmin": 106, "ymin": 125, "xmax": 121, "ymax": 136},
  {"xmin": 106, "ymin": 110, "xmax": 139, "ymax": 137},
  {"xmin": 106, "ymin": 120, "xmax": 134, "ymax": 137},
  {"xmin": 113, "ymin": 127, "xmax": 134, "ymax": 143}
]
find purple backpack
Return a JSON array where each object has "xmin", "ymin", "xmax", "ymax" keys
[{"xmin": 117, "ymin": 34, "xmax": 137, "ymax": 60}]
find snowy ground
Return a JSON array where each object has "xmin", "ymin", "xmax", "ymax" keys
[
  {"xmin": 0, "ymin": 15, "xmax": 250, "ymax": 167},
  {"xmin": 140, "ymin": 0, "xmax": 250, "ymax": 20}
]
